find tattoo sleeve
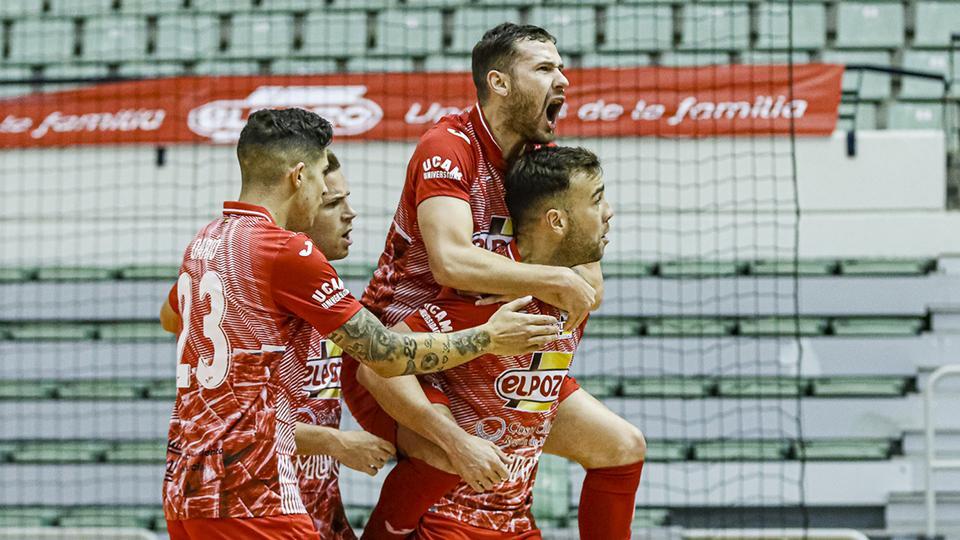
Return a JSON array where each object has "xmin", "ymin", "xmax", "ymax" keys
[{"xmin": 328, "ymin": 308, "xmax": 493, "ymax": 377}]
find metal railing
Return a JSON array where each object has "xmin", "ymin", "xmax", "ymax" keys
[{"xmin": 924, "ymin": 364, "xmax": 960, "ymax": 539}]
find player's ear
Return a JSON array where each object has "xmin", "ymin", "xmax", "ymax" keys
[
  {"xmin": 488, "ymin": 69, "xmax": 509, "ymax": 98},
  {"xmin": 287, "ymin": 162, "xmax": 306, "ymax": 191},
  {"xmin": 545, "ymin": 207, "xmax": 566, "ymax": 235}
]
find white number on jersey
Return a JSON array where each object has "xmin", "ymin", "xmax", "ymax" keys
[{"xmin": 175, "ymin": 271, "xmax": 231, "ymax": 389}]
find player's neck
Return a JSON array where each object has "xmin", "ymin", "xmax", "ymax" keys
[
  {"xmin": 484, "ymin": 105, "xmax": 526, "ymax": 163},
  {"xmin": 516, "ymin": 233, "xmax": 560, "ymax": 267},
  {"xmin": 237, "ymin": 190, "xmax": 289, "ymax": 228}
]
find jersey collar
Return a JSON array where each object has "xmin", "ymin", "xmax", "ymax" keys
[
  {"xmin": 470, "ymin": 103, "xmax": 507, "ymax": 173},
  {"xmin": 223, "ymin": 201, "xmax": 276, "ymax": 223}
]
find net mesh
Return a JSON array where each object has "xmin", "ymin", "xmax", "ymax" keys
[{"xmin": 0, "ymin": 0, "xmax": 806, "ymax": 535}]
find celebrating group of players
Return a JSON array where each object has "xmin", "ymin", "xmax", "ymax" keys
[{"xmin": 159, "ymin": 22, "xmax": 646, "ymax": 540}]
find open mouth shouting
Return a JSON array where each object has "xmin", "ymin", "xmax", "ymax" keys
[{"xmin": 545, "ymin": 95, "xmax": 565, "ymax": 131}]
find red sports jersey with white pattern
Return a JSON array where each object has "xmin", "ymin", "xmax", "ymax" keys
[
  {"xmin": 163, "ymin": 201, "xmax": 362, "ymax": 521},
  {"xmin": 362, "ymin": 104, "xmax": 514, "ymax": 326},
  {"xmin": 293, "ymin": 335, "xmax": 355, "ymax": 539},
  {"xmin": 404, "ymin": 290, "xmax": 585, "ymax": 534}
]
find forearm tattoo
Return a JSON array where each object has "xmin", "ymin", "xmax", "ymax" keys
[{"xmin": 329, "ymin": 308, "xmax": 493, "ymax": 376}]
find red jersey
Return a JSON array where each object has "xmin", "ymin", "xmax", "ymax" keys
[
  {"xmin": 362, "ymin": 104, "xmax": 514, "ymax": 326},
  {"xmin": 403, "ymin": 286, "xmax": 585, "ymax": 534},
  {"xmin": 293, "ymin": 336, "xmax": 355, "ymax": 539},
  {"xmin": 163, "ymin": 202, "xmax": 362, "ymax": 521}
]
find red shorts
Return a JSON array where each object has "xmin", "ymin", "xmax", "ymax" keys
[
  {"xmin": 341, "ymin": 354, "xmax": 581, "ymax": 447},
  {"xmin": 166, "ymin": 513, "xmax": 317, "ymax": 540},
  {"xmin": 414, "ymin": 513, "xmax": 542, "ymax": 539}
]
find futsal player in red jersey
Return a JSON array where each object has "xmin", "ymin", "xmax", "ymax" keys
[
  {"xmin": 159, "ymin": 108, "xmax": 560, "ymax": 540},
  {"xmin": 394, "ymin": 146, "xmax": 612, "ymax": 539},
  {"xmin": 349, "ymin": 24, "xmax": 646, "ymax": 540}
]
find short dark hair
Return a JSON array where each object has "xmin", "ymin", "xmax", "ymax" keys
[
  {"xmin": 472, "ymin": 22, "xmax": 556, "ymax": 103},
  {"xmin": 505, "ymin": 146, "xmax": 601, "ymax": 231},
  {"xmin": 237, "ymin": 108, "xmax": 334, "ymax": 186},
  {"xmin": 324, "ymin": 150, "xmax": 341, "ymax": 175}
]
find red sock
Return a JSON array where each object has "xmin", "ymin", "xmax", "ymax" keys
[
  {"xmin": 362, "ymin": 457, "xmax": 460, "ymax": 540},
  {"xmin": 578, "ymin": 461, "xmax": 644, "ymax": 540}
]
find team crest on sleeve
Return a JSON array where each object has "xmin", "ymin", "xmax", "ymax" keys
[
  {"xmin": 421, "ymin": 155, "xmax": 463, "ymax": 181},
  {"xmin": 494, "ymin": 352, "xmax": 573, "ymax": 412},
  {"xmin": 302, "ymin": 340, "xmax": 343, "ymax": 400},
  {"xmin": 311, "ymin": 277, "xmax": 350, "ymax": 310},
  {"xmin": 472, "ymin": 215, "xmax": 513, "ymax": 252}
]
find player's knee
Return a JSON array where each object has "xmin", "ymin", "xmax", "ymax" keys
[{"xmin": 610, "ymin": 426, "xmax": 646, "ymax": 466}]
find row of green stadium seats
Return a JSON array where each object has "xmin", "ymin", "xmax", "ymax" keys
[
  {"xmin": 0, "ymin": 258, "xmax": 939, "ymax": 283},
  {"xmin": 0, "ymin": 315, "xmax": 930, "ymax": 340},
  {"xmin": 588, "ymin": 315, "xmax": 928, "ymax": 337},
  {"xmin": 0, "ymin": 437, "xmax": 899, "ymax": 465},
  {"xmin": 577, "ymin": 375, "xmax": 915, "ymax": 399},
  {"xmin": 3, "ymin": 2, "xmax": 959, "ymax": 64},
  {"xmin": 0, "ymin": 375, "xmax": 914, "ymax": 401}
]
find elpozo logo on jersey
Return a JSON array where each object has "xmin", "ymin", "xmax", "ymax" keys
[
  {"xmin": 187, "ymin": 86, "xmax": 384, "ymax": 143},
  {"xmin": 495, "ymin": 352, "xmax": 573, "ymax": 412},
  {"xmin": 302, "ymin": 340, "xmax": 343, "ymax": 400}
]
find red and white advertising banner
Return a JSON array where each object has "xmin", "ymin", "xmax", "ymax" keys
[{"xmin": 0, "ymin": 64, "xmax": 843, "ymax": 147}]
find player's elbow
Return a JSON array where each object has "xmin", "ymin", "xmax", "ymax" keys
[
  {"xmin": 428, "ymin": 252, "xmax": 469, "ymax": 289},
  {"xmin": 159, "ymin": 302, "xmax": 180, "ymax": 334}
]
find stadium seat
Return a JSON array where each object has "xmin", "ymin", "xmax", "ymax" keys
[
  {"xmin": 579, "ymin": 52, "xmax": 653, "ymax": 68},
  {"xmin": 821, "ymin": 50, "xmax": 892, "ymax": 100},
  {"xmin": 105, "ymin": 440, "xmax": 167, "ymax": 464},
  {"xmin": 621, "ymin": 376, "xmax": 712, "ymax": 398},
  {"xmin": 82, "ymin": 15, "xmax": 148, "ymax": 61},
  {"xmin": 692, "ymin": 440, "xmax": 789, "ymax": 461},
  {"xmin": 839, "ymin": 258, "xmax": 936, "ymax": 276},
  {"xmin": 405, "ymin": 0, "xmax": 471, "ymax": 6},
  {"xmin": 8, "ymin": 18, "xmax": 76, "ymax": 63},
  {"xmin": 0, "ymin": 67, "xmax": 34, "ymax": 99},
  {"xmin": 450, "ymin": 8, "xmax": 522, "ymax": 54},
  {"xmin": 631, "ymin": 509, "xmax": 670, "ymax": 527},
  {"xmin": 194, "ymin": 0, "xmax": 255, "ymax": 13},
  {"xmin": 117, "ymin": 265, "xmax": 179, "ymax": 280},
  {"xmin": 738, "ymin": 51, "xmax": 813, "ymax": 65},
  {"xmin": 837, "ymin": 102, "xmax": 880, "ymax": 131},
  {"xmin": 0, "ymin": 380, "xmax": 57, "ymax": 399},
  {"xmin": 0, "ymin": 506, "xmax": 60, "ymax": 527},
  {"xmin": 0, "ymin": 267, "xmax": 34, "ymax": 282},
  {"xmin": 34, "ymin": 266, "xmax": 117, "ymax": 281},
  {"xmin": 739, "ymin": 317, "xmax": 828, "ymax": 337},
  {"xmin": 11, "ymin": 441, "xmax": 110, "ymax": 464},
  {"xmin": 527, "ymin": 7, "xmax": 597, "ymax": 53},
  {"xmin": 914, "ymin": 2, "xmax": 960, "ymax": 48},
  {"xmin": 660, "ymin": 51, "xmax": 733, "ymax": 66},
  {"xmin": 98, "ymin": 322, "xmax": 171, "ymax": 341},
  {"xmin": 835, "ymin": 2, "xmax": 904, "ymax": 48},
  {"xmin": 373, "ymin": 10, "xmax": 443, "ymax": 55},
  {"xmin": 119, "ymin": 0, "xmax": 186, "ymax": 15},
  {"xmin": 56, "ymin": 379, "xmax": 148, "ymax": 399},
  {"xmin": 6, "ymin": 323, "xmax": 96, "ymax": 341},
  {"xmin": 679, "ymin": 3, "xmax": 750, "ymax": 51},
  {"xmin": 145, "ymin": 379, "xmax": 177, "ymax": 400},
  {"xmin": 585, "ymin": 317, "xmax": 642, "ymax": 337},
  {"xmin": 831, "ymin": 317, "xmax": 926, "ymax": 336},
  {"xmin": 646, "ymin": 440, "xmax": 689, "ymax": 462},
  {"xmin": 645, "ymin": 317, "xmax": 733, "ymax": 337},
  {"xmin": 40, "ymin": 63, "xmax": 110, "ymax": 93},
  {"xmin": 811, "ymin": 376, "xmax": 910, "ymax": 397},
  {"xmin": 302, "ymin": 11, "xmax": 368, "ymax": 57},
  {"xmin": 899, "ymin": 50, "xmax": 956, "ymax": 99},
  {"xmin": 48, "ymin": 0, "xmax": 115, "ymax": 16},
  {"xmin": 0, "ymin": 1, "xmax": 43, "ymax": 17},
  {"xmin": 717, "ymin": 377, "xmax": 808, "ymax": 397},
  {"xmin": 600, "ymin": 261, "xmax": 656, "ymax": 277},
  {"xmin": 226, "ymin": 14, "xmax": 294, "ymax": 58},
  {"xmin": 576, "ymin": 375, "xmax": 621, "ymax": 398},
  {"xmin": 886, "ymin": 101, "xmax": 945, "ymax": 129},
  {"xmin": 271, "ymin": 58, "xmax": 340, "ymax": 74},
  {"xmin": 58, "ymin": 506, "xmax": 157, "ymax": 528},
  {"xmin": 756, "ymin": 2, "xmax": 826, "ymax": 50},
  {"xmin": 118, "ymin": 61, "xmax": 187, "ymax": 77},
  {"xmin": 155, "ymin": 14, "xmax": 221, "ymax": 61},
  {"xmin": 423, "ymin": 55, "xmax": 472, "ymax": 72},
  {"xmin": 194, "ymin": 60, "xmax": 262, "ymax": 75},
  {"xmin": 600, "ymin": 5, "xmax": 672, "ymax": 52},
  {"xmin": 659, "ymin": 261, "xmax": 741, "ymax": 277},
  {"xmin": 346, "ymin": 57, "xmax": 415, "ymax": 73},
  {"xmin": 749, "ymin": 259, "xmax": 836, "ymax": 276},
  {"xmin": 531, "ymin": 454, "xmax": 570, "ymax": 525},
  {"xmin": 797, "ymin": 439, "xmax": 893, "ymax": 461}
]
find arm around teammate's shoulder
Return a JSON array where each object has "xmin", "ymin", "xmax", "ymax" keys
[{"xmin": 327, "ymin": 297, "xmax": 558, "ymax": 378}]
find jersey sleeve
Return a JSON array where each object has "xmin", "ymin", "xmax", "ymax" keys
[
  {"xmin": 411, "ymin": 127, "xmax": 476, "ymax": 206},
  {"xmin": 270, "ymin": 234, "xmax": 363, "ymax": 336}
]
